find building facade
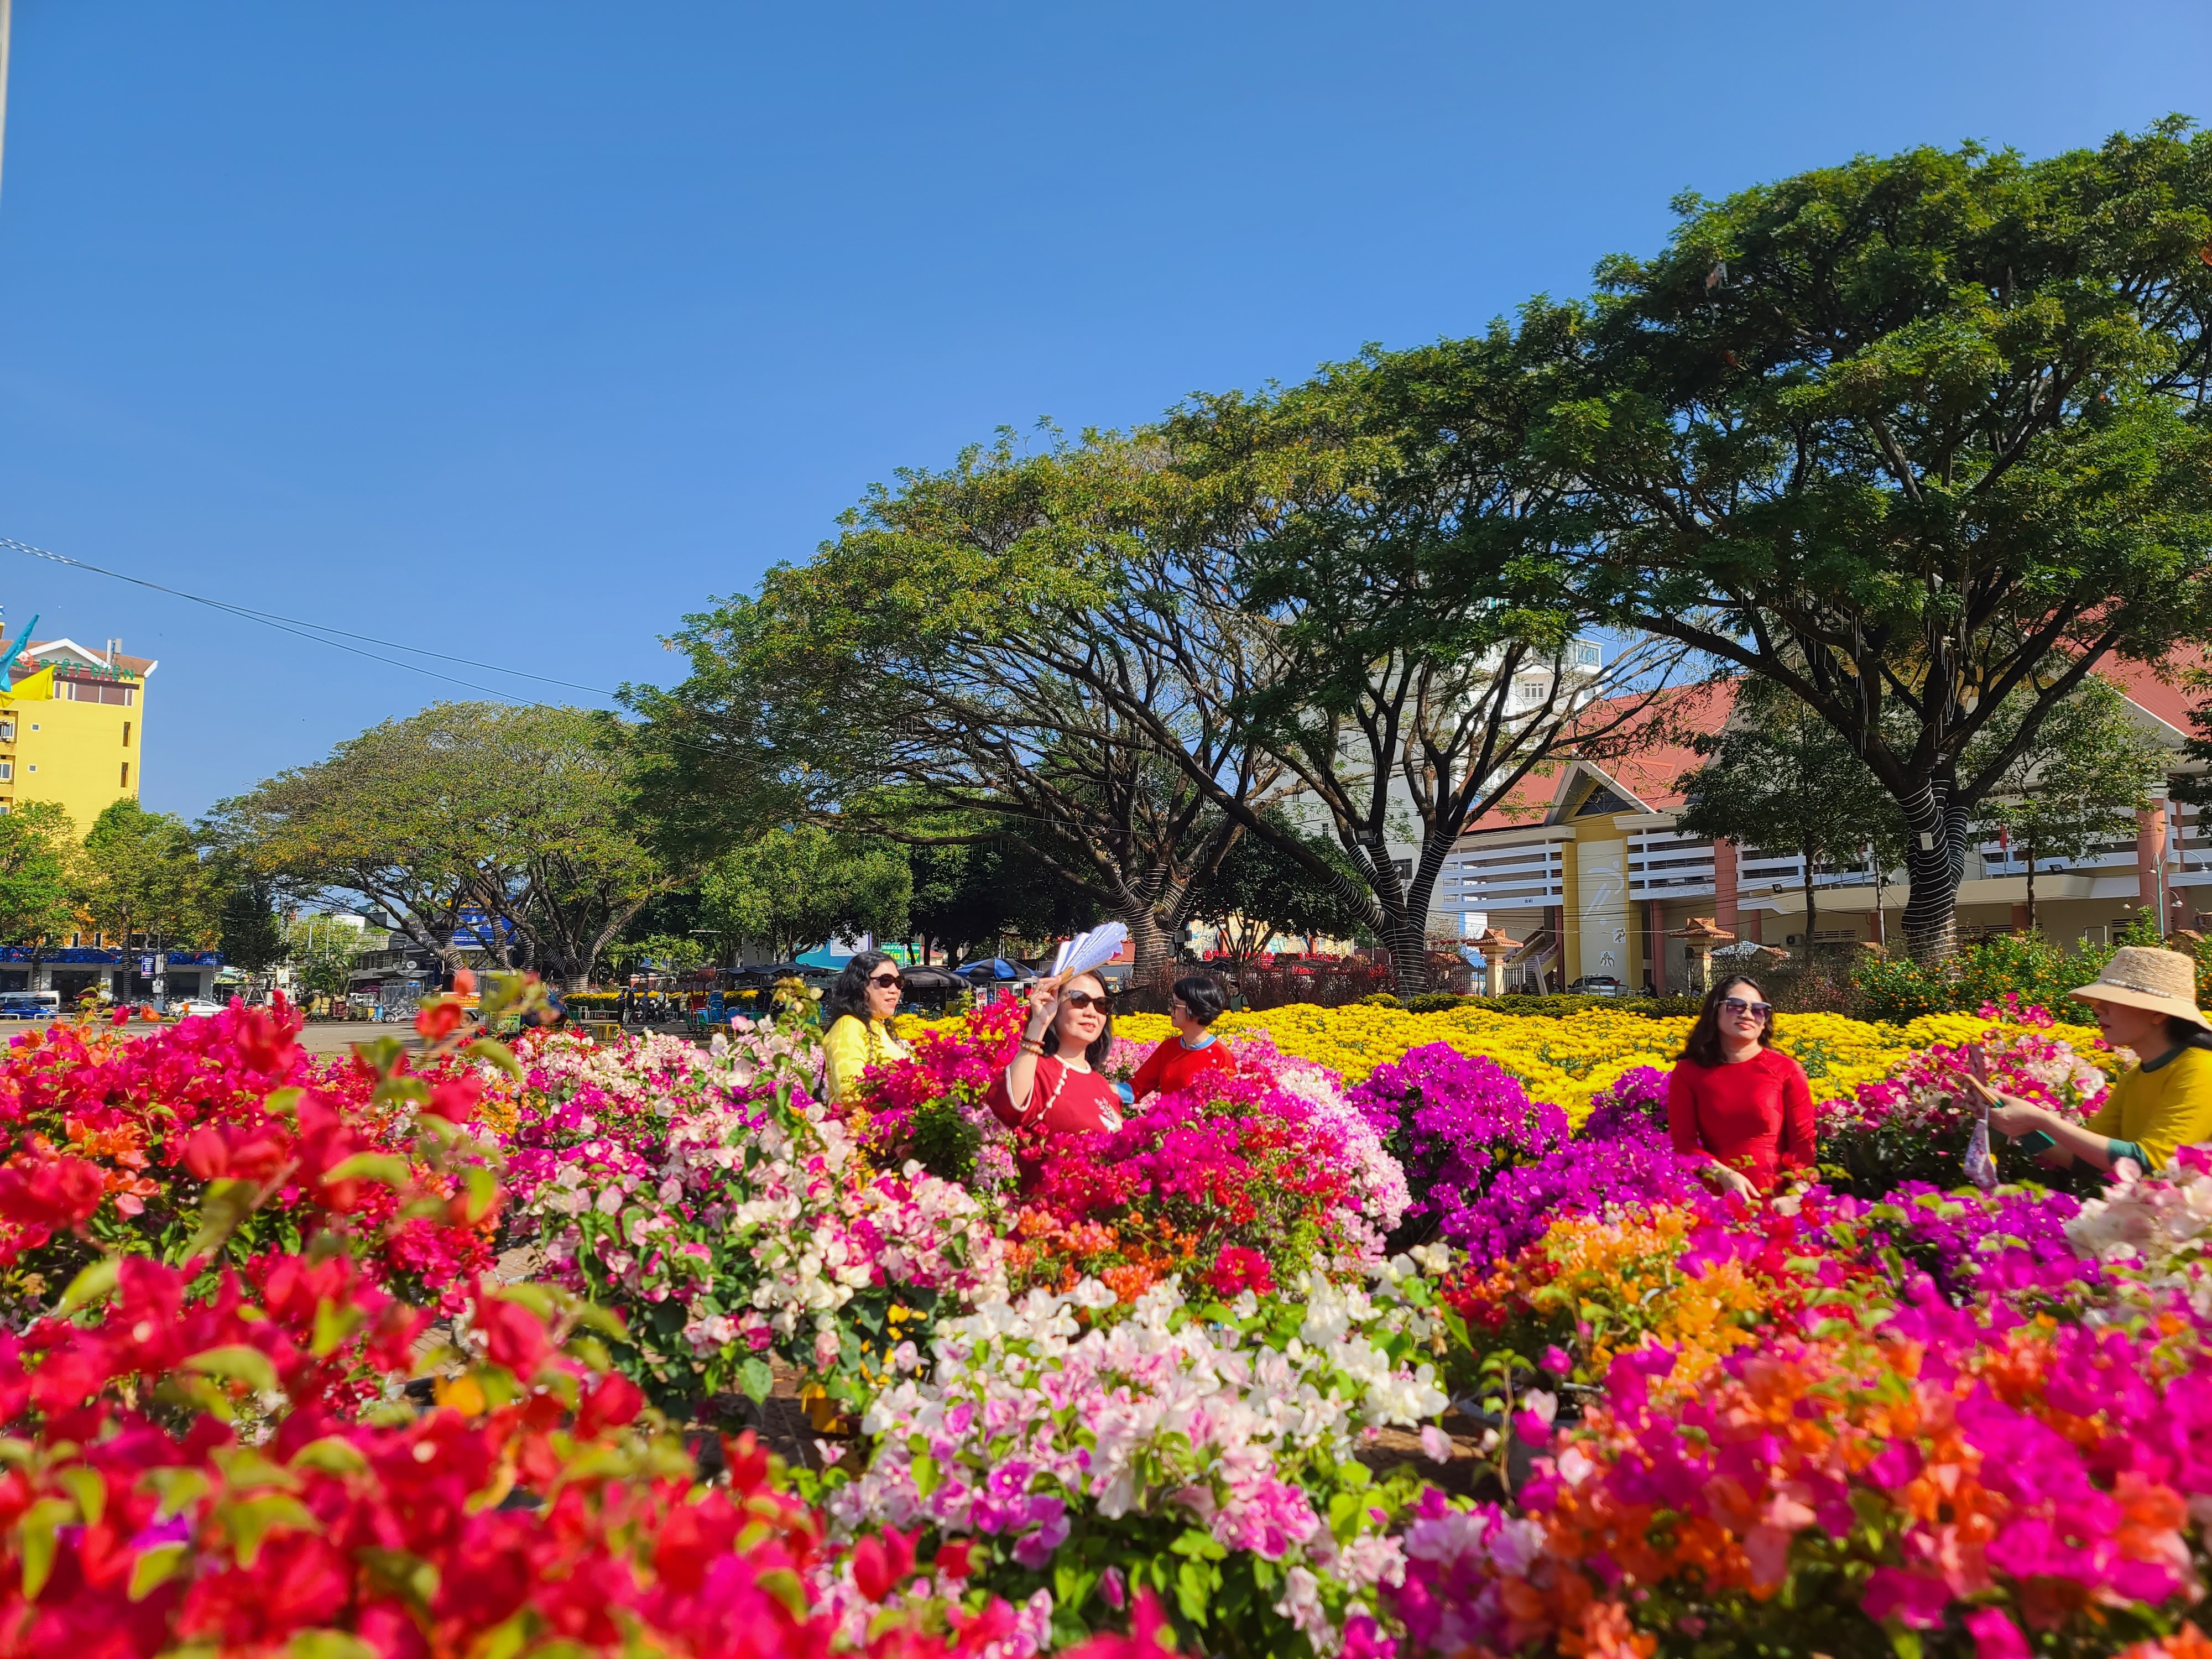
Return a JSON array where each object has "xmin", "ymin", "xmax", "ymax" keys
[
  {"xmin": 0, "ymin": 637, "xmax": 153, "ymax": 830},
  {"xmin": 1439, "ymin": 668, "xmax": 2206, "ymax": 990}
]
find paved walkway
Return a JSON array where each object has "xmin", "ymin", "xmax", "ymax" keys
[{"xmin": 294, "ymin": 1020, "xmax": 425, "ymax": 1058}]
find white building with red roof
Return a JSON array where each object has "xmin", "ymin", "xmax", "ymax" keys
[{"xmin": 1441, "ymin": 666, "xmax": 2205, "ymax": 993}]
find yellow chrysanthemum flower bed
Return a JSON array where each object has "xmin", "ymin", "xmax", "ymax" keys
[{"xmin": 912, "ymin": 1001, "xmax": 2099, "ymax": 1125}]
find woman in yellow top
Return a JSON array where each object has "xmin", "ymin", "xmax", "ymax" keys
[
  {"xmin": 1988, "ymin": 945, "xmax": 2212, "ymax": 1172},
  {"xmin": 820, "ymin": 950, "xmax": 912, "ymax": 1104}
]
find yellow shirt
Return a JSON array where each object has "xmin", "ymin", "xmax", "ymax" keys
[
  {"xmin": 2086, "ymin": 1043, "xmax": 2212, "ymax": 1171},
  {"xmin": 822, "ymin": 1014, "xmax": 911, "ymax": 1103}
]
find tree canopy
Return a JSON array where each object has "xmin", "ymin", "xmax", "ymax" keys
[
  {"xmin": 1555, "ymin": 121, "xmax": 2212, "ymax": 952},
  {"xmin": 208, "ymin": 703, "xmax": 677, "ymax": 988},
  {"xmin": 0, "ymin": 802, "xmax": 79, "ymax": 948},
  {"xmin": 698, "ymin": 824, "xmax": 912, "ymax": 963}
]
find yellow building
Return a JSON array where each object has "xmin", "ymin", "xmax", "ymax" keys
[{"xmin": 0, "ymin": 637, "xmax": 154, "ymax": 833}]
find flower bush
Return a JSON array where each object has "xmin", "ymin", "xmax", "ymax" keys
[
  {"xmin": 826, "ymin": 1270, "xmax": 1451, "ymax": 1658},
  {"xmin": 1820, "ymin": 1019, "xmax": 2110, "ymax": 1196},
  {"xmin": 1005, "ymin": 1058, "xmax": 1406, "ymax": 1303},
  {"xmin": 520, "ymin": 1016, "xmax": 1010, "ymax": 1415},
  {"xmin": 0, "ymin": 998, "xmax": 499, "ymax": 1316}
]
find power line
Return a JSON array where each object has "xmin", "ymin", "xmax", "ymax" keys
[{"xmin": 0, "ymin": 535, "xmax": 623, "ymax": 700}]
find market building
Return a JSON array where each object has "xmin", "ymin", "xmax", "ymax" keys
[{"xmin": 1439, "ymin": 666, "xmax": 2206, "ymax": 992}]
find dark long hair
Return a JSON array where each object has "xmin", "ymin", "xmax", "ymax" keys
[
  {"xmin": 822, "ymin": 950, "xmax": 898, "ymax": 1027},
  {"xmin": 1044, "ymin": 972, "xmax": 1115, "ymax": 1068},
  {"xmin": 1679, "ymin": 975, "xmax": 1775, "ymax": 1069}
]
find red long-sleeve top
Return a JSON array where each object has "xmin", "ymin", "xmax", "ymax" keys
[
  {"xmin": 985, "ymin": 1055, "xmax": 1123, "ymax": 1136},
  {"xmin": 1666, "ymin": 1048, "xmax": 1816, "ymax": 1190},
  {"xmin": 1129, "ymin": 1035, "xmax": 1236, "ymax": 1103}
]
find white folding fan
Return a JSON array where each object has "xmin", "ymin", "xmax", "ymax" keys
[{"xmin": 1046, "ymin": 922, "xmax": 1128, "ymax": 987}]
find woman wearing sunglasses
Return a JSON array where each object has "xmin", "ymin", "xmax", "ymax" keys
[
  {"xmin": 821, "ymin": 950, "xmax": 914, "ymax": 1104},
  {"xmin": 1665, "ymin": 975, "xmax": 1815, "ymax": 1198},
  {"xmin": 1128, "ymin": 974, "xmax": 1237, "ymax": 1104},
  {"xmin": 987, "ymin": 972, "xmax": 1124, "ymax": 1136}
]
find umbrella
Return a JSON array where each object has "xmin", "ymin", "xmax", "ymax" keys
[
  {"xmin": 898, "ymin": 964, "xmax": 967, "ymax": 999},
  {"xmin": 956, "ymin": 958, "xmax": 1030, "ymax": 981}
]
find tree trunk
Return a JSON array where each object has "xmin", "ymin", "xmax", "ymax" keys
[
  {"xmin": 1899, "ymin": 777, "xmax": 1967, "ymax": 960},
  {"xmin": 1117, "ymin": 901, "xmax": 1174, "ymax": 978},
  {"xmin": 1801, "ymin": 844, "xmax": 1819, "ymax": 960},
  {"xmin": 2025, "ymin": 839, "xmax": 2038, "ymax": 933},
  {"xmin": 1383, "ymin": 909, "xmax": 1429, "ymax": 995}
]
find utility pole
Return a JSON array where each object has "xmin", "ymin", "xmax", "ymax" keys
[{"xmin": 0, "ymin": 0, "xmax": 15, "ymax": 205}]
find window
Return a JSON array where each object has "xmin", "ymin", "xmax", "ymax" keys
[
  {"xmin": 0, "ymin": 763, "xmax": 11, "ymax": 781},
  {"xmin": 0, "ymin": 721, "xmax": 13, "ymax": 741},
  {"xmin": 120, "ymin": 761, "xmax": 131, "ymax": 788},
  {"xmin": 1569, "ymin": 639, "xmax": 1602, "ymax": 670},
  {"xmin": 25, "ymin": 765, "xmax": 35, "ymax": 774},
  {"xmin": 122, "ymin": 722, "xmax": 131, "ymax": 747}
]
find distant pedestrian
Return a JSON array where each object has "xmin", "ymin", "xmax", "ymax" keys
[
  {"xmin": 821, "ymin": 950, "xmax": 912, "ymax": 1103},
  {"xmin": 1129, "ymin": 974, "xmax": 1236, "ymax": 1105}
]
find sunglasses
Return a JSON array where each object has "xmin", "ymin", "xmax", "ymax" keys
[
  {"xmin": 1719, "ymin": 995, "xmax": 1772, "ymax": 1021},
  {"xmin": 868, "ymin": 973, "xmax": 904, "ymax": 990},
  {"xmin": 1060, "ymin": 990, "xmax": 1112, "ymax": 1011}
]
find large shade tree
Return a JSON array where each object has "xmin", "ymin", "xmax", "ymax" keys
[
  {"xmin": 77, "ymin": 801, "xmax": 216, "ymax": 958},
  {"xmin": 1552, "ymin": 120, "xmax": 2212, "ymax": 954},
  {"xmin": 207, "ymin": 703, "xmax": 678, "ymax": 989},
  {"xmin": 1161, "ymin": 336, "xmax": 1689, "ymax": 985},
  {"xmin": 630, "ymin": 432, "xmax": 1278, "ymax": 974},
  {"xmin": 0, "ymin": 801, "xmax": 79, "ymax": 949}
]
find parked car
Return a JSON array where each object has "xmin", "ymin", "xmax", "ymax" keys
[
  {"xmin": 172, "ymin": 999, "xmax": 226, "ymax": 1018},
  {"xmin": 1565, "ymin": 975, "xmax": 1624, "ymax": 997}
]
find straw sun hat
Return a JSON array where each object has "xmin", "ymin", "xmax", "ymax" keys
[{"xmin": 2069, "ymin": 945, "xmax": 2212, "ymax": 1030}]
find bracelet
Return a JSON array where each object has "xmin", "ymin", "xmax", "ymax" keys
[{"xmin": 1019, "ymin": 1038, "xmax": 1045, "ymax": 1057}]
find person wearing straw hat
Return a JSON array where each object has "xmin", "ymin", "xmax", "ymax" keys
[{"xmin": 1985, "ymin": 945, "xmax": 2212, "ymax": 1173}]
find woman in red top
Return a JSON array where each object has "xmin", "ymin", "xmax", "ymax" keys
[
  {"xmin": 987, "ymin": 972, "xmax": 1125, "ymax": 1136},
  {"xmin": 1129, "ymin": 974, "xmax": 1237, "ymax": 1104},
  {"xmin": 1665, "ymin": 975, "xmax": 1815, "ymax": 1197}
]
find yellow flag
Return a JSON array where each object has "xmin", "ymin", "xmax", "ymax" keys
[{"xmin": 9, "ymin": 666, "xmax": 53, "ymax": 702}]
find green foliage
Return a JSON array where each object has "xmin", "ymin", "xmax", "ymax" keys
[
  {"xmin": 603, "ymin": 933, "xmax": 708, "ymax": 977},
  {"xmin": 904, "ymin": 1092, "xmax": 983, "ymax": 1185},
  {"xmin": 208, "ymin": 702, "xmax": 677, "ymax": 988},
  {"xmin": 907, "ymin": 827, "xmax": 1093, "ymax": 965},
  {"xmin": 1556, "ymin": 119, "xmax": 2212, "ymax": 951},
  {"xmin": 700, "ymin": 823, "xmax": 911, "ymax": 962},
  {"xmin": 79, "ymin": 800, "xmax": 215, "ymax": 948},
  {"xmin": 212, "ymin": 873, "xmax": 284, "ymax": 974},
  {"xmin": 0, "ymin": 801, "xmax": 78, "ymax": 947},
  {"xmin": 1188, "ymin": 812, "xmax": 1368, "ymax": 958},
  {"xmin": 1850, "ymin": 911, "xmax": 2185, "ymax": 1022},
  {"xmin": 283, "ymin": 917, "xmax": 362, "ymax": 1000},
  {"xmin": 1973, "ymin": 676, "xmax": 2167, "ymax": 928},
  {"xmin": 1674, "ymin": 679, "xmax": 1905, "ymax": 948}
]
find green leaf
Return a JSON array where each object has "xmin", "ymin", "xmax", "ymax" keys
[
  {"xmin": 217, "ymin": 1493, "xmax": 319, "ymax": 1566},
  {"xmin": 185, "ymin": 1344, "xmax": 283, "ymax": 1396},
  {"xmin": 461, "ymin": 1037, "xmax": 524, "ymax": 1082},
  {"xmin": 311, "ymin": 1298, "xmax": 365, "ymax": 1358},
  {"xmin": 738, "ymin": 1357, "xmax": 774, "ymax": 1403},
  {"xmin": 288, "ymin": 1634, "xmax": 379, "ymax": 1659},
  {"xmin": 182, "ymin": 1178, "xmax": 264, "ymax": 1260},
  {"xmin": 912, "ymin": 1455, "xmax": 941, "ymax": 1499},
  {"xmin": 289, "ymin": 1437, "xmax": 369, "ymax": 1476},
  {"xmin": 56, "ymin": 1465, "xmax": 105, "ymax": 1527},
  {"xmin": 128, "ymin": 1541, "xmax": 189, "ymax": 1601},
  {"xmin": 55, "ymin": 1256, "xmax": 122, "ymax": 1317},
  {"xmin": 320, "ymin": 1152, "xmax": 411, "ymax": 1189},
  {"xmin": 17, "ymin": 1495, "xmax": 74, "ymax": 1598}
]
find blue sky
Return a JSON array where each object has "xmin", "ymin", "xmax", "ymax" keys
[{"xmin": 0, "ymin": 1, "xmax": 2204, "ymax": 820}]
